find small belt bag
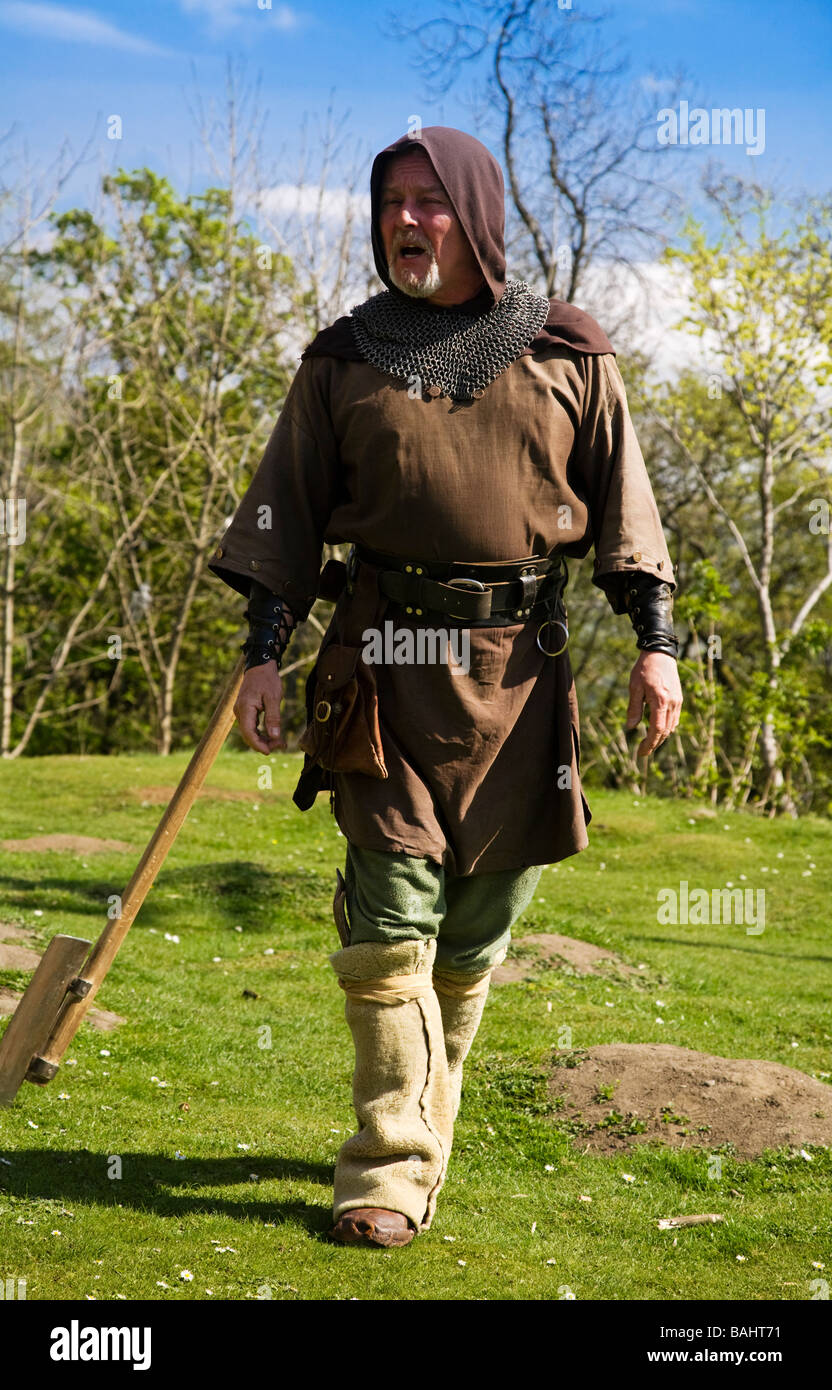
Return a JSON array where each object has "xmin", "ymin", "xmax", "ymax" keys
[
  {"xmin": 297, "ymin": 638, "xmax": 387, "ymax": 779},
  {"xmin": 298, "ymin": 557, "xmax": 388, "ymax": 783}
]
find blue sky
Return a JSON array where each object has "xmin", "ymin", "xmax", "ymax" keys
[{"xmin": 1, "ymin": 0, "xmax": 830, "ymax": 217}]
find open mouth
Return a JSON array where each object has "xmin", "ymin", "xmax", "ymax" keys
[{"xmin": 398, "ymin": 245, "xmax": 428, "ymax": 261}]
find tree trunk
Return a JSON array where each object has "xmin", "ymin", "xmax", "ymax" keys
[
  {"xmin": 1, "ymin": 423, "xmax": 23, "ymax": 758},
  {"xmin": 159, "ymin": 665, "xmax": 174, "ymax": 757}
]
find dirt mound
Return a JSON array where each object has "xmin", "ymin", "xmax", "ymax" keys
[
  {"xmin": 493, "ymin": 933, "xmax": 640, "ymax": 983},
  {"xmin": 1, "ymin": 834, "xmax": 133, "ymax": 853},
  {"xmin": 133, "ymin": 785, "xmax": 261, "ymax": 805},
  {"xmin": 0, "ymin": 924, "xmax": 42, "ymax": 970},
  {"xmin": 0, "ymin": 987, "xmax": 125, "ymax": 1033},
  {"xmin": 549, "ymin": 1044, "xmax": 832, "ymax": 1158},
  {"xmin": 0, "ymin": 942, "xmax": 42, "ymax": 970},
  {"xmin": 0, "ymin": 924, "xmax": 37, "ymax": 943}
]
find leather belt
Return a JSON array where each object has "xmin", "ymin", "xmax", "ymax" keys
[{"xmin": 353, "ymin": 545, "xmax": 567, "ymax": 626}]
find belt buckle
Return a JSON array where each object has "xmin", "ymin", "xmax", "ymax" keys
[
  {"xmin": 446, "ymin": 575, "xmax": 491, "ymax": 619},
  {"xmin": 446, "ymin": 577, "xmax": 487, "ymax": 593}
]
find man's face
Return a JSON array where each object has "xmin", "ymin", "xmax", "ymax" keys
[{"xmin": 378, "ymin": 147, "xmax": 485, "ymax": 305}]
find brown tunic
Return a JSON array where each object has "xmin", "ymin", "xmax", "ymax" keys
[{"xmin": 209, "ymin": 341, "xmax": 675, "ymax": 876}]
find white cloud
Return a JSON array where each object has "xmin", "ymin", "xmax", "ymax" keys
[
  {"xmin": 256, "ymin": 183, "xmax": 370, "ymax": 222},
  {"xmin": 178, "ymin": 0, "xmax": 307, "ymax": 34},
  {"xmin": 0, "ymin": 1, "xmax": 174, "ymax": 55},
  {"xmin": 578, "ymin": 259, "xmax": 714, "ymax": 380},
  {"xmin": 639, "ymin": 75, "xmax": 677, "ymax": 95}
]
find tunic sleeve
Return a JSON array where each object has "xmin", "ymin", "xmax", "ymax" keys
[
  {"xmin": 578, "ymin": 354, "xmax": 676, "ymax": 615},
  {"xmin": 207, "ymin": 356, "xmax": 343, "ymax": 620}
]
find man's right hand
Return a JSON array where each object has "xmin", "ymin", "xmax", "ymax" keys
[{"xmin": 234, "ymin": 661, "xmax": 286, "ymax": 754}]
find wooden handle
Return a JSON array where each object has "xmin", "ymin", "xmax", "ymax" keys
[{"xmin": 36, "ymin": 653, "xmax": 247, "ymax": 1072}]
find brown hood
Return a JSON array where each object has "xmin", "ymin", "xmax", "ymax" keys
[
  {"xmin": 370, "ymin": 125, "xmax": 506, "ymax": 307},
  {"xmin": 301, "ymin": 124, "xmax": 614, "ymax": 361}
]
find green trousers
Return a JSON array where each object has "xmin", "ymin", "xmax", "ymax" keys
[{"xmin": 343, "ymin": 843, "xmax": 543, "ymax": 974}]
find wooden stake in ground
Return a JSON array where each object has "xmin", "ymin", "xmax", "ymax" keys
[{"xmin": 0, "ymin": 654, "xmax": 246, "ymax": 1106}]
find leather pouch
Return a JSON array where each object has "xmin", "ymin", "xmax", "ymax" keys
[{"xmin": 298, "ymin": 640, "xmax": 388, "ymax": 779}]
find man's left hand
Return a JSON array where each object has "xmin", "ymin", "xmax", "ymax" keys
[{"xmin": 625, "ymin": 651, "xmax": 683, "ymax": 758}]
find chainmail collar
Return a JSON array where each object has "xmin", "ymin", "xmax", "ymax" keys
[{"xmin": 349, "ymin": 278, "xmax": 550, "ymax": 403}]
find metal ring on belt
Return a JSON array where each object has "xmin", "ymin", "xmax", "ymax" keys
[{"xmin": 536, "ymin": 617, "xmax": 569, "ymax": 656}]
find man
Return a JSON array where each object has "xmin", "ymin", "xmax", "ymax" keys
[{"xmin": 209, "ymin": 126, "xmax": 682, "ymax": 1249}]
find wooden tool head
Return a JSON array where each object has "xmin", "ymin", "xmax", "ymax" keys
[{"xmin": 0, "ymin": 935, "xmax": 91, "ymax": 1106}]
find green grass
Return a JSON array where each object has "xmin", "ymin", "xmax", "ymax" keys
[{"xmin": 1, "ymin": 752, "xmax": 830, "ymax": 1301}]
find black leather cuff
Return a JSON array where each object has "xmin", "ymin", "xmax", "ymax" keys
[
  {"xmin": 242, "ymin": 581, "xmax": 298, "ymax": 671},
  {"xmin": 624, "ymin": 574, "xmax": 679, "ymax": 659}
]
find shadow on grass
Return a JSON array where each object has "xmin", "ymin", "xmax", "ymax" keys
[
  {"xmin": 0, "ymin": 862, "xmax": 333, "ymax": 935},
  {"xmin": 0, "ymin": 1150, "xmax": 335, "ymax": 1234},
  {"xmin": 629, "ymin": 933, "xmax": 832, "ymax": 965}
]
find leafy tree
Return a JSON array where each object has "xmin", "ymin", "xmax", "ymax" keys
[
  {"xmin": 646, "ymin": 182, "xmax": 832, "ymax": 812},
  {"xmin": 14, "ymin": 168, "xmax": 297, "ymax": 755}
]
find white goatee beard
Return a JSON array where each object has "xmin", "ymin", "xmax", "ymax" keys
[{"xmin": 388, "ymin": 251, "xmax": 443, "ymax": 298}]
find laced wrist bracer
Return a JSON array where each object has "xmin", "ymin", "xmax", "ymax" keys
[
  {"xmin": 624, "ymin": 573, "xmax": 679, "ymax": 659},
  {"xmin": 242, "ymin": 580, "xmax": 298, "ymax": 671}
]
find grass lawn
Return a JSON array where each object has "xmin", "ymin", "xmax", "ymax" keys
[{"xmin": 1, "ymin": 750, "xmax": 830, "ymax": 1301}]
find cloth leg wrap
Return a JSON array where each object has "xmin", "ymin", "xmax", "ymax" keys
[
  {"xmin": 330, "ymin": 937, "xmax": 453, "ymax": 1232},
  {"xmin": 432, "ymin": 948, "xmax": 506, "ymax": 1120}
]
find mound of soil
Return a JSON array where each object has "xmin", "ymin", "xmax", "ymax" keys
[
  {"xmin": 549, "ymin": 1043, "xmax": 832, "ymax": 1158},
  {"xmin": 133, "ymin": 785, "xmax": 261, "ymax": 805},
  {"xmin": 0, "ymin": 923, "xmax": 42, "ymax": 970},
  {"xmin": 493, "ymin": 933, "xmax": 640, "ymax": 983},
  {"xmin": 0, "ymin": 924, "xmax": 37, "ymax": 943},
  {"xmin": 0, "ymin": 941, "xmax": 42, "ymax": 970},
  {"xmin": 1, "ymin": 834, "xmax": 133, "ymax": 853},
  {"xmin": 0, "ymin": 987, "xmax": 125, "ymax": 1033}
]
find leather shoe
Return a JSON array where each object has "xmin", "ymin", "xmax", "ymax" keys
[{"xmin": 329, "ymin": 1207, "xmax": 416, "ymax": 1248}]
